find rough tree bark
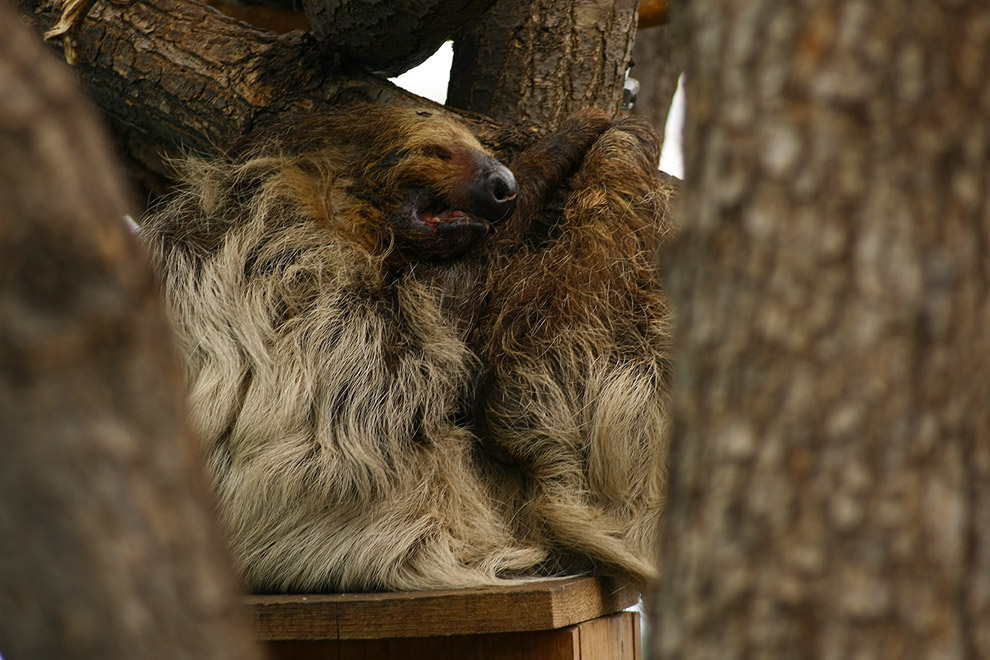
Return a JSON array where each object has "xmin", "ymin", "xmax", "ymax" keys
[
  {"xmin": 304, "ymin": 0, "xmax": 498, "ymax": 75},
  {"xmin": 630, "ymin": 22, "xmax": 680, "ymax": 144},
  {"xmin": 0, "ymin": 6, "xmax": 262, "ymax": 659},
  {"xmin": 655, "ymin": 1, "xmax": 990, "ymax": 659},
  {"xmin": 447, "ymin": 0, "xmax": 639, "ymax": 128}
]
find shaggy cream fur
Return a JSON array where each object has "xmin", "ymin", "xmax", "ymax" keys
[{"xmin": 141, "ymin": 104, "xmax": 671, "ymax": 593}]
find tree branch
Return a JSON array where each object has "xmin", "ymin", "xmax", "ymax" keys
[
  {"xmin": 447, "ymin": 0, "xmax": 639, "ymax": 128},
  {"xmin": 25, "ymin": 0, "xmax": 386, "ymax": 152},
  {"xmin": 304, "ymin": 0, "xmax": 498, "ymax": 75}
]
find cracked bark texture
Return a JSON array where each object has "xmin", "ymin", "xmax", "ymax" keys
[
  {"xmin": 20, "ymin": 0, "xmax": 415, "ymax": 159},
  {"xmin": 654, "ymin": 2, "xmax": 990, "ymax": 659},
  {"xmin": 0, "ymin": 6, "xmax": 261, "ymax": 659},
  {"xmin": 447, "ymin": 0, "xmax": 639, "ymax": 129},
  {"xmin": 304, "ymin": 0, "xmax": 498, "ymax": 75}
]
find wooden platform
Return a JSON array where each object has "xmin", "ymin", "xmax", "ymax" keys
[{"xmin": 244, "ymin": 577, "xmax": 641, "ymax": 660}]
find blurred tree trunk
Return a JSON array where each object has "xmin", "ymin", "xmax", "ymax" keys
[
  {"xmin": 0, "ymin": 6, "xmax": 262, "ymax": 659},
  {"xmin": 447, "ymin": 0, "xmax": 639, "ymax": 128},
  {"xmin": 655, "ymin": 1, "xmax": 990, "ymax": 659}
]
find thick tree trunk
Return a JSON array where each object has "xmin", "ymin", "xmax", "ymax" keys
[
  {"xmin": 630, "ymin": 23, "xmax": 680, "ymax": 143},
  {"xmin": 447, "ymin": 0, "xmax": 639, "ymax": 128},
  {"xmin": 0, "ymin": 7, "xmax": 261, "ymax": 659},
  {"xmin": 655, "ymin": 1, "xmax": 990, "ymax": 659}
]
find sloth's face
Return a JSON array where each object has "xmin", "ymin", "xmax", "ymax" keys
[{"xmin": 369, "ymin": 142, "xmax": 519, "ymax": 263}]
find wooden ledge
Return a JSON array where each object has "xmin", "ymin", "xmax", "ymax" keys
[{"xmin": 244, "ymin": 577, "xmax": 639, "ymax": 641}]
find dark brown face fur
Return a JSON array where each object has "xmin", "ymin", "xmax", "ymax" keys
[
  {"xmin": 362, "ymin": 141, "xmax": 519, "ymax": 263},
  {"xmin": 224, "ymin": 106, "xmax": 520, "ymax": 266}
]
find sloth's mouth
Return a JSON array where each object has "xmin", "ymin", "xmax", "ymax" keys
[
  {"xmin": 386, "ymin": 190, "xmax": 494, "ymax": 262},
  {"xmin": 414, "ymin": 204, "xmax": 490, "ymax": 233}
]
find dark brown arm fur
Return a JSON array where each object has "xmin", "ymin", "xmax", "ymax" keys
[
  {"xmin": 475, "ymin": 117, "xmax": 673, "ymax": 582},
  {"xmin": 497, "ymin": 108, "xmax": 612, "ymax": 247}
]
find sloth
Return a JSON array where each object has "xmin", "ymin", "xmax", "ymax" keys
[{"xmin": 140, "ymin": 102, "xmax": 673, "ymax": 593}]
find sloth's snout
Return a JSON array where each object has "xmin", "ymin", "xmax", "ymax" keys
[{"xmin": 469, "ymin": 156, "xmax": 518, "ymax": 224}]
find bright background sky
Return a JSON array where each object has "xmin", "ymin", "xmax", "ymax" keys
[{"xmin": 392, "ymin": 42, "xmax": 685, "ymax": 178}]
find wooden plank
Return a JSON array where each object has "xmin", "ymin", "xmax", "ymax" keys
[
  {"xmin": 632, "ymin": 608, "xmax": 642, "ymax": 660},
  {"xmin": 575, "ymin": 612, "xmax": 640, "ymax": 660},
  {"xmin": 267, "ymin": 628, "xmax": 579, "ymax": 660},
  {"xmin": 545, "ymin": 578, "xmax": 640, "ymax": 631},
  {"xmin": 264, "ymin": 612, "xmax": 641, "ymax": 660},
  {"xmin": 249, "ymin": 594, "xmax": 341, "ymax": 641},
  {"xmin": 245, "ymin": 577, "xmax": 639, "ymax": 641}
]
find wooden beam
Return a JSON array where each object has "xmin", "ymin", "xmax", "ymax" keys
[
  {"xmin": 244, "ymin": 577, "xmax": 639, "ymax": 641},
  {"xmin": 262, "ymin": 611, "xmax": 642, "ymax": 660}
]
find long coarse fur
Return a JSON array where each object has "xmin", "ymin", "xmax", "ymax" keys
[{"xmin": 140, "ymin": 103, "xmax": 672, "ymax": 593}]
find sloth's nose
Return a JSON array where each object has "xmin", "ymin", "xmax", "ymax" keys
[
  {"xmin": 471, "ymin": 157, "xmax": 518, "ymax": 224},
  {"xmin": 488, "ymin": 165, "xmax": 518, "ymax": 209}
]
